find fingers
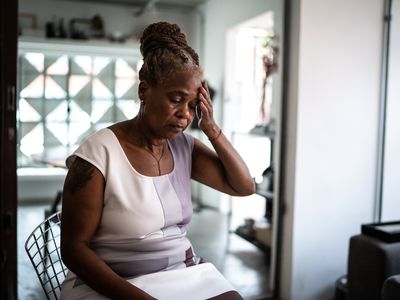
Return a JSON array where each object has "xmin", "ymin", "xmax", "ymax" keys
[
  {"xmin": 199, "ymin": 81, "xmax": 212, "ymax": 107},
  {"xmin": 198, "ymin": 92, "xmax": 212, "ymax": 116},
  {"xmin": 197, "ymin": 81, "xmax": 216, "ymax": 128}
]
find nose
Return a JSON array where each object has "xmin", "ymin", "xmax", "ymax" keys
[{"xmin": 177, "ymin": 104, "xmax": 193, "ymax": 120}]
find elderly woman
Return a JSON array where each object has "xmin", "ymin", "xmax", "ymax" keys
[{"xmin": 60, "ymin": 22, "xmax": 254, "ymax": 300}]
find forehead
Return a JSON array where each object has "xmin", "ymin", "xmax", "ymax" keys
[{"xmin": 160, "ymin": 69, "xmax": 202, "ymax": 94}]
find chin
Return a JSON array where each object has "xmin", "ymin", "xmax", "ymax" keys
[
  {"xmin": 165, "ymin": 125, "xmax": 187, "ymax": 139},
  {"xmin": 167, "ymin": 132, "xmax": 182, "ymax": 140}
]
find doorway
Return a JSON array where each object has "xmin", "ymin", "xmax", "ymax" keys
[{"xmin": 224, "ymin": 10, "xmax": 283, "ymax": 297}]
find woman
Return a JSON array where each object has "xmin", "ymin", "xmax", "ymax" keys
[{"xmin": 60, "ymin": 22, "xmax": 254, "ymax": 300}]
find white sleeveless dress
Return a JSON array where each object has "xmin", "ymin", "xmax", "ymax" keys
[{"xmin": 60, "ymin": 128, "xmax": 242, "ymax": 300}]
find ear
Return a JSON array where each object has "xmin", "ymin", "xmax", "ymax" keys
[{"xmin": 138, "ymin": 81, "xmax": 149, "ymax": 101}]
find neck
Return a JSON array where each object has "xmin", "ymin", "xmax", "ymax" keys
[{"xmin": 128, "ymin": 117, "xmax": 165, "ymax": 151}]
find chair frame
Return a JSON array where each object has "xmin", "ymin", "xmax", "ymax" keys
[{"xmin": 25, "ymin": 211, "xmax": 67, "ymax": 300}]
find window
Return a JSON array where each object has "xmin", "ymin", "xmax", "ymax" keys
[{"xmin": 17, "ymin": 41, "xmax": 141, "ymax": 168}]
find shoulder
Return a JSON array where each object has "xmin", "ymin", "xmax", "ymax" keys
[
  {"xmin": 78, "ymin": 128, "xmax": 116, "ymax": 151},
  {"xmin": 65, "ymin": 128, "xmax": 116, "ymax": 173},
  {"xmin": 169, "ymin": 132, "xmax": 195, "ymax": 152},
  {"xmin": 86, "ymin": 127, "xmax": 114, "ymax": 144}
]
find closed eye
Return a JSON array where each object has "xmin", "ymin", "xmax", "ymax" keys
[{"xmin": 170, "ymin": 97, "xmax": 182, "ymax": 104}]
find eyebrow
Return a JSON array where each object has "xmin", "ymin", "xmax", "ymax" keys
[
  {"xmin": 167, "ymin": 90, "xmax": 189, "ymax": 97},
  {"xmin": 166, "ymin": 90, "xmax": 199, "ymax": 103}
]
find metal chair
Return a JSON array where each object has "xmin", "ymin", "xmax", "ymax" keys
[{"xmin": 25, "ymin": 211, "xmax": 67, "ymax": 300}]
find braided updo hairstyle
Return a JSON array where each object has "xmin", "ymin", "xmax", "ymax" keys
[{"xmin": 139, "ymin": 22, "xmax": 201, "ymax": 87}]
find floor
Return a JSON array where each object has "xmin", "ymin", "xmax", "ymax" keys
[{"xmin": 18, "ymin": 203, "xmax": 271, "ymax": 300}]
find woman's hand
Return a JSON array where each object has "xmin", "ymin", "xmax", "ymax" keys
[
  {"xmin": 197, "ymin": 81, "xmax": 220, "ymax": 140},
  {"xmin": 192, "ymin": 82, "xmax": 255, "ymax": 196}
]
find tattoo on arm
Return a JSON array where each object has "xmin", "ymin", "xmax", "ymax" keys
[{"xmin": 65, "ymin": 157, "xmax": 95, "ymax": 194}]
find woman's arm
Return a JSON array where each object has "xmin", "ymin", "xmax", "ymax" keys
[
  {"xmin": 61, "ymin": 157, "xmax": 155, "ymax": 300},
  {"xmin": 191, "ymin": 81, "xmax": 255, "ymax": 196}
]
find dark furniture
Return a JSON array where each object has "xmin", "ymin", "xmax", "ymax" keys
[{"xmin": 346, "ymin": 234, "xmax": 400, "ymax": 300}]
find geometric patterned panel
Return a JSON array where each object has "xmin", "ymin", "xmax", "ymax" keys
[
  {"xmin": 91, "ymin": 99, "xmax": 113, "ymax": 123},
  {"xmin": 46, "ymin": 100, "xmax": 68, "ymax": 122},
  {"xmin": 20, "ymin": 75, "xmax": 44, "ymax": 98},
  {"xmin": 97, "ymin": 74, "xmax": 114, "ymax": 96},
  {"xmin": 44, "ymin": 125, "xmax": 65, "ymax": 147},
  {"xmin": 115, "ymin": 78, "xmax": 136, "ymax": 98},
  {"xmin": 93, "ymin": 57, "xmax": 111, "ymax": 75},
  {"xmin": 23, "ymin": 53, "xmax": 44, "ymax": 73},
  {"xmin": 73, "ymin": 86, "xmax": 92, "ymax": 112},
  {"xmin": 46, "ymin": 55, "xmax": 68, "ymax": 75},
  {"xmin": 24, "ymin": 98, "xmax": 43, "ymax": 116},
  {"xmin": 69, "ymin": 100, "xmax": 91, "ymax": 123},
  {"xmin": 97, "ymin": 107, "xmax": 116, "ymax": 123},
  {"xmin": 19, "ymin": 71, "xmax": 40, "ymax": 94},
  {"xmin": 20, "ymin": 123, "xmax": 44, "ymax": 156},
  {"xmin": 72, "ymin": 56, "xmax": 92, "ymax": 74},
  {"xmin": 17, "ymin": 50, "xmax": 141, "ymax": 167},
  {"xmin": 20, "ymin": 58, "xmax": 41, "ymax": 79},
  {"xmin": 19, "ymin": 122, "xmax": 40, "ymax": 140},
  {"xmin": 115, "ymin": 106, "xmax": 127, "ymax": 122},
  {"xmin": 72, "ymin": 88, "xmax": 92, "ymax": 115},
  {"xmin": 69, "ymin": 75, "xmax": 90, "ymax": 97},
  {"xmin": 115, "ymin": 58, "xmax": 136, "ymax": 77},
  {"xmin": 46, "ymin": 122, "xmax": 69, "ymax": 146},
  {"xmin": 92, "ymin": 78, "xmax": 113, "ymax": 99},
  {"xmin": 18, "ymin": 98, "xmax": 41, "ymax": 122},
  {"xmin": 117, "ymin": 99, "xmax": 140, "ymax": 120},
  {"xmin": 45, "ymin": 75, "xmax": 67, "ymax": 99}
]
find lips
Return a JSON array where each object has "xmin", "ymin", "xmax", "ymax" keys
[{"xmin": 169, "ymin": 124, "xmax": 185, "ymax": 132}]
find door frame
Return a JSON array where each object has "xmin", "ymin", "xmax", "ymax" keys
[{"xmin": 0, "ymin": 0, "xmax": 18, "ymax": 299}]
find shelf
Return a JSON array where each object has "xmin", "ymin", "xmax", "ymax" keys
[
  {"xmin": 234, "ymin": 226, "xmax": 270, "ymax": 253},
  {"xmin": 18, "ymin": 36, "xmax": 141, "ymax": 59}
]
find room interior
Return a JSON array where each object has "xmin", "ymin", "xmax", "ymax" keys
[
  {"xmin": 1, "ymin": 0, "xmax": 400, "ymax": 299},
  {"xmin": 15, "ymin": 0, "xmax": 284, "ymax": 299}
]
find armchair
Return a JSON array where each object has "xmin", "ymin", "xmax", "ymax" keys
[
  {"xmin": 382, "ymin": 274, "xmax": 400, "ymax": 300},
  {"xmin": 346, "ymin": 234, "xmax": 400, "ymax": 300}
]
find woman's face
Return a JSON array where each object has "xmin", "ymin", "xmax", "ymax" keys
[{"xmin": 140, "ymin": 69, "xmax": 202, "ymax": 139}]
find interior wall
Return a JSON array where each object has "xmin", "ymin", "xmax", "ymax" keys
[
  {"xmin": 279, "ymin": 0, "xmax": 301, "ymax": 298},
  {"xmin": 281, "ymin": 0, "xmax": 384, "ymax": 299},
  {"xmin": 199, "ymin": 0, "xmax": 284, "ymax": 209},
  {"xmin": 381, "ymin": 0, "xmax": 400, "ymax": 222}
]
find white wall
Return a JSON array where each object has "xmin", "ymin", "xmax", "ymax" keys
[
  {"xmin": 199, "ymin": 0, "xmax": 284, "ymax": 209},
  {"xmin": 281, "ymin": 0, "xmax": 384, "ymax": 299},
  {"xmin": 381, "ymin": 0, "xmax": 400, "ymax": 222}
]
